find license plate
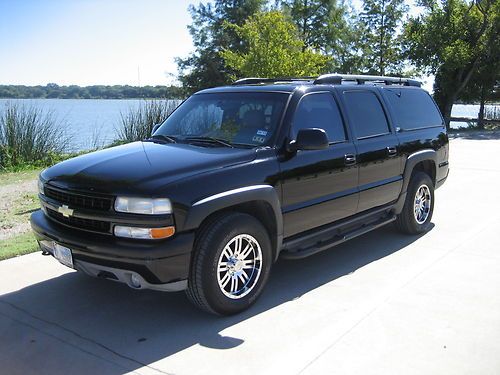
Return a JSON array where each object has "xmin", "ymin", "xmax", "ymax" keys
[{"xmin": 53, "ymin": 243, "xmax": 73, "ymax": 268}]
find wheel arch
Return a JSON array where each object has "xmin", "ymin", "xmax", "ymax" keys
[
  {"xmin": 395, "ymin": 149, "xmax": 437, "ymax": 214},
  {"xmin": 402, "ymin": 149, "xmax": 437, "ymax": 192},
  {"xmin": 183, "ymin": 185, "xmax": 283, "ymax": 261}
]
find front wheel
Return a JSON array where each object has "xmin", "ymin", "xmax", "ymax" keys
[
  {"xmin": 186, "ymin": 212, "xmax": 272, "ymax": 315},
  {"xmin": 395, "ymin": 171, "xmax": 435, "ymax": 234}
]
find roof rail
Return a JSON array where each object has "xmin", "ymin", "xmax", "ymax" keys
[
  {"xmin": 313, "ymin": 74, "xmax": 422, "ymax": 87},
  {"xmin": 232, "ymin": 77, "xmax": 314, "ymax": 85}
]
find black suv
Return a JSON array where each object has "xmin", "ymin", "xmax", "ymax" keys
[{"xmin": 31, "ymin": 74, "xmax": 449, "ymax": 315}]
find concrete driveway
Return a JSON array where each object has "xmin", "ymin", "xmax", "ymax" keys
[{"xmin": 1, "ymin": 138, "xmax": 499, "ymax": 375}]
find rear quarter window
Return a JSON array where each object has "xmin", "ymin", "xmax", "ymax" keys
[{"xmin": 385, "ymin": 88, "xmax": 444, "ymax": 130}]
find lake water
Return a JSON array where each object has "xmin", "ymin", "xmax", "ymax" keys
[{"xmin": 0, "ymin": 99, "xmax": 498, "ymax": 152}]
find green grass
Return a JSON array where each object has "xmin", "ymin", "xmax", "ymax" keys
[
  {"xmin": 0, "ymin": 169, "xmax": 40, "ymax": 186},
  {"xmin": 0, "ymin": 232, "xmax": 38, "ymax": 260}
]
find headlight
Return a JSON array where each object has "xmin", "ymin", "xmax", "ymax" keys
[
  {"xmin": 114, "ymin": 197, "xmax": 172, "ymax": 215},
  {"xmin": 38, "ymin": 178, "xmax": 45, "ymax": 196},
  {"xmin": 114, "ymin": 225, "xmax": 175, "ymax": 239}
]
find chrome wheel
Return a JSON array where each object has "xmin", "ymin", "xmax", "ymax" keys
[
  {"xmin": 217, "ymin": 234, "xmax": 262, "ymax": 299},
  {"xmin": 414, "ymin": 184, "xmax": 431, "ymax": 224}
]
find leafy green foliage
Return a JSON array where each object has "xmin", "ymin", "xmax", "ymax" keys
[
  {"xmin": 281, "ymin": 0, "xmax": 365, "ymax": 73},
  {"xmin": 221, "ymin": 11, "xmax": 330, "ymax": 77},
  {"xmin": 176, "ymin": 0, "xmax": 266, "ymax": 94},
  {"xmin": 359, "ymin": 0, "xmax": 408, "ymax": 75},
  {"xmin": 0, "ymin": 84, "xmax": 183, "ymax": 99},
  {"xmin": 404, "ymin": 0, "xmax": 499, "ymax": 125}
]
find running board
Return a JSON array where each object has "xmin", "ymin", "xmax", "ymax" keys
[{"xmin": 280, "ymin": 215, "xmax": 396, "ymax": 260}]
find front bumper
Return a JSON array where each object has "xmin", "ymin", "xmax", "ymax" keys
[{"xmin": 30, "ymin": 210, "xmax": 194, "ymax": 287}]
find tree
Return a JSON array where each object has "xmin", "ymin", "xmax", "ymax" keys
[
  {"xmin": 281, "ymin": 0, "xmax": 365, "ymax": 74},
  {"xmin": 404, "ymin": 0, "xmax": 499, "ymax": 127},
  {"xmin": 457, "ymin": 7, "xmax": 500, "ymax": 129},
  {"xmin": 359, "ymin": 0, "xmax": 409, "ymax": 75},
  {"xmin": 176, "ymin": 0, "xmax": 266, "ymax": 94},
  {"xmin": 220, "ymin": 11, "xmax": 330, "ymax": 78}
]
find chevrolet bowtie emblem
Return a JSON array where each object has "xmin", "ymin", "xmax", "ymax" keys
[{"xmin": 58, "ymin": 205, "xmax": 74, "ymax": 218}]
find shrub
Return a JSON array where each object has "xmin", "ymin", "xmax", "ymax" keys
[
  {"xmin": 0, "ymin": 102, "xmax": 71, "ymax": 170},
  {"xmin": 116, "ymin": 100, "xmax": 180, "ymax": 143}
]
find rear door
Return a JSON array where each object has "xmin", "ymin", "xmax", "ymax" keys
[
  {"xmin": 280, "ymin": 91, "xmax": 359, "ymax": 238},
  {"xmin": 339, "ymin": 88, "xmax": 402, "ymax": 212}
]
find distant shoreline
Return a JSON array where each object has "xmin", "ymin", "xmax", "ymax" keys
[
  {"xmin": 0, "ymin": 84, "xmax": 183, "ymax": 100},
  {"xmin": 0, "ymin": 97, "xmax": 180, "ymax": 100}
]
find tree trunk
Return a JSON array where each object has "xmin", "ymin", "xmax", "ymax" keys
[
  {"xmin": 477, "ymin": 85, "xmax": 486, "ymax": 130},
  {"xmin": 441, "ymin": 99, "xmax": 454, "ymax": 130}
]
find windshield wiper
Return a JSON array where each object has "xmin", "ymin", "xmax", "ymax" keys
[
  {"xmin": 184, "ymin": 136, "xmax": 234, "ymax": 148},
  {"xmin": 147, "ymin": 134, "xmax": 178, "ymax": 143}
]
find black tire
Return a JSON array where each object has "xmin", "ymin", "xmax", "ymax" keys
[
  {"xmin": 395, "ymin": 171, "xmax": 435, "ymax": 234},
  {"xmin": 186, "ymin": 212, "xmax": 272, "ymax": 315}
]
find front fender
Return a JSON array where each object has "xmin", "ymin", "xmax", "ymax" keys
[{"xmin": 183, "ymin": 185, "xmax": 283, "ymax": 258}]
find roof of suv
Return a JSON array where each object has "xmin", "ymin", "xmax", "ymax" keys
[{"xmin": 196, "ymin": 75, "xmax": 423, "ymax": 95}]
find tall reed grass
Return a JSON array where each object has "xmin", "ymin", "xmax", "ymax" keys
[
  {"xmin": 0, "ymin": 102, "xmax": 71, "ymax": 170},
  {"xmin": 116, "ymin": 100, "xmax": 180, "ymax": 143}
]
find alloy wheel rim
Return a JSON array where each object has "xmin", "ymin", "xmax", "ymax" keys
[
  {"xmin": 216, "ymin": 234, "xmax": 262, "ymax": 299},
  {"xmin": 414, "ymin": 184, "xmax": 431, "ymax": 224}
]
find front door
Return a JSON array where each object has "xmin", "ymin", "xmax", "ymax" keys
[{"xmin": 280, "ymin": 92, "xmax": 359, "ymax": 238}]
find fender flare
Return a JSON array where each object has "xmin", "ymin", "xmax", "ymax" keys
[
  {"xmin": 395, "ymin": 149, "xmax": 438, "ymax": 213},
  {"xmin": 183, "ymin": 185, "xmax": 283, "ymax": 260}
]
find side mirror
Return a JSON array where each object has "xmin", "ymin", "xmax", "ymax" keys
[
  {"xmin": 288, "ymin": 128, "xmax": 329, "ymax": 152},
  {"xmin": 152, "ymin": 123, "xmax": 161, "ymax": 135}
]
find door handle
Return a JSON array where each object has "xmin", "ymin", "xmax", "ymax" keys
[
  {"xmin": 387, "ymin": 146, "xmax": 397, "ymax": 156},
  {"xmin": 344, "ymin": 153, "xmax": 356, "ymax": 165}
]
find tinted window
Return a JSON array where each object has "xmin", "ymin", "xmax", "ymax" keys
[
  {"xmin": 385, "ymin": 88, "xmax": 443, "ymax": 130},
  {"xmin": 292, "ymin": 93, "xmax": 346, "ymax": 142},
  {"xmin": 156, "ymin": 92, "xmax": 288, "ymax": 147},
  {"xmin": 343, "ymin": 91, "xmax": 390, "ymax": 138}
]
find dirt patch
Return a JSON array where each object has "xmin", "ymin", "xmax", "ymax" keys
[{"xmin": 0, "ymin": 179, "xmax": 39, "ymax": 240}]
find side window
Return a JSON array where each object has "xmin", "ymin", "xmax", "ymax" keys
[
  {"xmin": 292, "ymin": 93, "xmax": 346, "ymax": 143},
  {"xmin": 343, "ymin": 91, "xmax": 390, "ymax": 139},
  {"xmin": 385, "ymin": 88, "xmax": 444, "ymax": 130}
]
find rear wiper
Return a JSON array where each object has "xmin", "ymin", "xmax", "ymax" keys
[
  {"xmin": 148, "ymin": 134, "xmax": 178, "ymax": 143},
  {"xmin": 184, "ymin": 136, "xmax": 234, "ymax": 148}
]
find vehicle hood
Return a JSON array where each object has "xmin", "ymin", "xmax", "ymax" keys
[{"xmin": 42, "ymin": 141, "xmax": 257, "ymax": 195}]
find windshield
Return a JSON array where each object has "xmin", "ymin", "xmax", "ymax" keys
[{"xmin": 154, "ymin": 92, "xmax": 289, "ymax": 147}]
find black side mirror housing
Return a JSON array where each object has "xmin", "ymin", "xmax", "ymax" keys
[
  {"xmin": 288, "ymin": 128, "xmax": 329, "ymax": 152},
  {"xmin": 152, "ymin": 123, "xmax": 161, "ymax": 134}
]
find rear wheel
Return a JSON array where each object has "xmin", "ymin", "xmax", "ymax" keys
[
  {"xmin": 186, "ymin": 212, "xmax": 272, "ymax": 315},
  {"xmin": 395, "ymin": 171, "xmax": 434, "ymax": 234}
]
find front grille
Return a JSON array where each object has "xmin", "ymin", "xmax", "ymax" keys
[
  {"xmin": 47, "ymin": 208, "xmax": 111, "ymax": 233},
  {"xmin": 44, "ymin": 186, "xmax": 112, "ymax": 211}
]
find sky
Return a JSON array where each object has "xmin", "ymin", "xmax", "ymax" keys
[
  {"xmin": 0, "ymin": 0, "xmax": 432, "ymax": 90},
  {"xmin": 0, "ymin": 0, "xmax": 196, "ymax": 86}
]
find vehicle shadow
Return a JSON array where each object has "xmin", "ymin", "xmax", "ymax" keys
[{"xmin": 0, "ymin": 224, "xmax": 433, "ymax": 375}]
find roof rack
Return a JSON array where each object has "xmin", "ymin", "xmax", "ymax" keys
[
  {"xmin": 232, "ymin": 74, "xmax": 422, "ymax": 87},
  {"xmin": 314, "ymin": 74, "xmax": 421, "ymax": 87},
  {"xmin": 232, "ymin": 77, "xmax": 314, "ymax": 85}
]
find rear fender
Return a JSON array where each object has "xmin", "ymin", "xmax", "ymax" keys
[{"xmin": 394, "ymin": 149, "xmax": 437, "ymax": 214}]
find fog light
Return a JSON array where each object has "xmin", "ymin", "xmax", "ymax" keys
[
  {"xmin": 114, "ymin": 225, "xmax": 175, "ymax": 239},
  {"xmin": 130, "ymin": 274, "xmax": 142, "ymax": 288}
]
